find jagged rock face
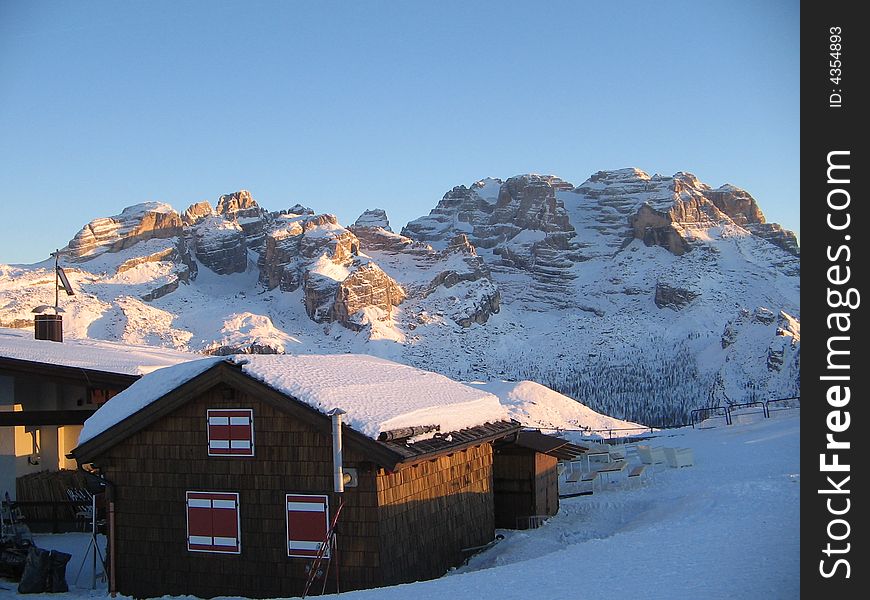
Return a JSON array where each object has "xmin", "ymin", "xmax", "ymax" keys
[
  {"xmin": 300, "ymin": 216, "xmax": 359, "ymax": 262},
  {"xmin": 602, "ymin": 170, "xmax": 800, "ymax": 259},
  {"xmin": 705, "ymin": 184, "xmax": 765, "ymax": 226},
  {"xmin": 182, "ymin": 201, "xmax": 215, "ymax": 227},
  {"xmin": 193, "ymin": 217, "xmax": 248, "ymax": 275},
  {"xmin": 117, "ymin": 239, "xmax": 198, "ymax": 301},
  {"xmin": 490, "ymin": 175, "xmax": 574, "ymax": 235},
  {"xmin": 629, "ymin": 204, "xmax": 691, "ymax": 255},
  {"xmin": 350, "ymin": 226, "xmax": 422, "ymax": 253},
  {"xmin": 216, "ymin": 190, "xmax": 269, "ymax": 248},
  {"xmin": 66, "ymin": 203, "xmax": 183, "ymax": 260},
  {"xmin": 0, "ymin": 169, "xmax": 800, "ymax": 427},
  {"xmin": 354, "ymin": 209, "xmax": 392, "ymax": 231},
  {"xmin": 746, "ymin": 223, "xmax": 800, "ymax": 257},
  {"xmin": 715, "ymin": 307, "xmax": 800, "ymax": 403},
  {"xmin": 351, "ymin": 228, "xmax": 500, "ymax": 328},
  {"xmin": 280, "ymin": 204, "xmax": 315, "ymax": 216},
  {"xmin": 403, "ymin": 175, "xmax": 579, "ymax": 310},
  {"xmin": 654, "ymin": 282, "xmax": 699, "ymax": 309},
  {"xmin": 626, "ymin": 172, "xmax": 728, "ymax": 255},
  {"xmin": 329, "ymin": 263, "xmax": 406, "ymax": 327},
  {"xmin": 258, "ymin": 219, "xmax": 306, "ymax": 290},
  {"xmin": 402, "ymin": 184, "xmax": 492, "ymax": 244},
  {"xmin": 258, "ymin": 211, "xmax": 411, "ymax": 329},
  {"xmin": 301, "ymin": 259, "xmax": 406, "ymax": 329},
  {"xmin": 453, "ymin": 283, "xmax": 500, "ymax": 327},
  {"xmin": 446, "ymin": 233, "xmax": 476, "ymax": 255},
  {"xmin": 216, "ymin": 190, "xmax": 261, "ymax": 219},
  {"xmin": 303, "ymin": 271, "xmax": 341, "ymax": 323},
  {"xmin": 258, "ymin": 214, "xmax": 360, "ymax": 291},
  {"xmin": 425, "ymin": 235, "xmax": 489, "ymax": 288},
  {"xmin": 405, "ymin": 175, "xmax": 575, "ymax": 249}
]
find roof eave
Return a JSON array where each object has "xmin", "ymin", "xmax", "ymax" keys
[
  {"xmin": 0, "ymin": 356, "xmax": 140, "ymax": 389},
  {"xmin": 387, "ymin": 420, "xmax": 523, "ymax": 469}
]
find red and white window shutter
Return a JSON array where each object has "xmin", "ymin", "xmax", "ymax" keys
[
  {"xmin": 186, "ymin": 491, "xmax": 241, "ymax": 554},
  {"xmin": 207, "ymin": 409, "xmax": 255, "ymax": 457},
  {"xmin": 286, "ymin": 494, "xmax": 330, "ymax": 558}
]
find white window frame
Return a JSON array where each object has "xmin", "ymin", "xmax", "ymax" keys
[
  {"xmin": 186, "ymin": 491, "xmax": 241, "ymax": 554},
  {"xmin": 286, "ymin": 494, "xmax": 331, "ymax": 559},
  {"xmin": 206, "ymin": 408, "xmax": 255, "ymax": 457}
]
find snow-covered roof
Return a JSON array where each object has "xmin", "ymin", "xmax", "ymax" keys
[
  {"xmin": 0, "ymin": 326, "xmax": 198, "ymax": 376},
  {"xmin": 79, "ymin": 357, "xmax": 224, "ymax": 445},
  {"xmin": 468, "ymin": 380, "xmax": 641, "ymax": 432},
  {"xmin": 78, "ymin": 354, "xmax": 509, "ymax": 446}
]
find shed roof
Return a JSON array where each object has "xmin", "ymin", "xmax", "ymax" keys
[{"xmin": 498, "ymin": 430, "xmax": 589, "ymax": 461}]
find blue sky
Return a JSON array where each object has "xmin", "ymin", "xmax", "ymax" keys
[{"xmin": 0, "ymin": 0, "xmax": 799, "ymax": 265}]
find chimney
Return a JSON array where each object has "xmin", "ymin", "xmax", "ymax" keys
[
  {"xmin": 34, "ymin": 314, "xmax": 63, "ymax": 342},
  {"xmin": 329, "ymin": 408, "xmax": 347, "ymax": 493}
]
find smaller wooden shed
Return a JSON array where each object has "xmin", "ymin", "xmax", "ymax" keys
[{"xmin": 492, "ymin": 430, "xmax": 586, "ymax": 529}]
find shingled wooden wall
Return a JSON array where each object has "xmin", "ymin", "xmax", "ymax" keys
[
  {"xmin": 376, "ymin": 444, "xmax": 495, "ymax": 585},
  {"xmin": 96, "ymin": 383, "xmax": 383, "ymax": 599}
]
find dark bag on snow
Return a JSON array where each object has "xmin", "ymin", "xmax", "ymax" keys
[
  {"xmin": 17, "ymin": 546, "xmax": 51, "ymax": 593},
  {"xmin": 49, "ymin": 549, "xmax": 72, "ymax": 592}
]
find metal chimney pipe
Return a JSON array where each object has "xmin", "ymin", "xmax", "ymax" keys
[{"xmin": 328, "ymin": 408, "xmax": 347, "ymax": 493}]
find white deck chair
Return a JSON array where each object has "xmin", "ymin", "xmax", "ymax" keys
[
  {"xmin": 664, "ymin": 447, "xmax": 694, "ymax": 468},
  {"xmin": 637, "ymin": 445, "xmax": 666, "ymax": 465},
  {"xmin": 627, "ymin": 464, "xmax": 648, "ymax": 488}
]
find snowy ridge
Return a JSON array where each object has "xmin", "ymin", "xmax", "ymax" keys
[
  {"xmin": 469, "ymin": 380, "xmax": 640, "ymax": 432},
  {"xmin": 0, "ymin": 168, "xmax": 800, "ymax": 426}
]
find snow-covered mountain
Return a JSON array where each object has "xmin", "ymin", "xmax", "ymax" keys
[{"xmin": 0, "ymin": 168, "xmax": 799, "ymax": 426}]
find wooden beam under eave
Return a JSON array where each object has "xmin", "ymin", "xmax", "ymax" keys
[{"xmin": 0, "ymin": 409, "xmax": 96, "ymax": 426}]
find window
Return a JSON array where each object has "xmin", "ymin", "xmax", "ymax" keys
[
  {"xmin": 186, "ymin": 491, "xmax": 241, "ymax": 554},
  {"xmin": 207, "ymin": 409, "xmax": 254, "ymax": 457},
  {"xmin": 286, "ymin": 494, "xmax": 330, "ymax": 558}
]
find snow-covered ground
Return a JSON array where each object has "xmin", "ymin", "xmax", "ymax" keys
[{"xmin": 1, "ymin": 409, "xmax": 799, "ymax": 600}]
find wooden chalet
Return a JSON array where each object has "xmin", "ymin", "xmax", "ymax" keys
[{"xmin": 71, "ymin": 357, "xmax": 549, "ymax": 598}]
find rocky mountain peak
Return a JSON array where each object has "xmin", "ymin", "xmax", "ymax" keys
[
  {"xmin": 586, "ymin": 167, "xmax": 651, "ymax": 184},
  {"xmin": 216, "ymin": 190, "xmax": 262, "ymax": 219},
  {"xmin": 182, "ymin": 201, "xmax": 215, "ymax": 227},
  {"xmin": 706, "ymin": 183, "xmax": 766, "ymax": 226},
  {"xmin": 354, "ymin": 209, "xmax": 392, "ymax": 231},
  {"xmin": 470, "ymin": 178, "xmax": 504, "ymax": 202},
  {"xmin": 66, "ymin": 202, "xmax": 183, "ymax": 260},
  {"xmin": 494, "ymin": 174, "xmax": 574, "ymax": 231},
  {"xmin": 283, "ymin": 204, "xmax": 315, "ymax": 216},
  {"xmin": 214, "ymin": 190, "xmax": 269, "ymax": 248}
]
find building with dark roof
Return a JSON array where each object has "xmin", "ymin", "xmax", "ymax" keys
[
  {"xmin": 0, "ymin": 326, "xmax": 192, "ymax": 501},
  {"xmin": 70, "ymin": 358, "xmax": 555, "ymax": 598}
]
